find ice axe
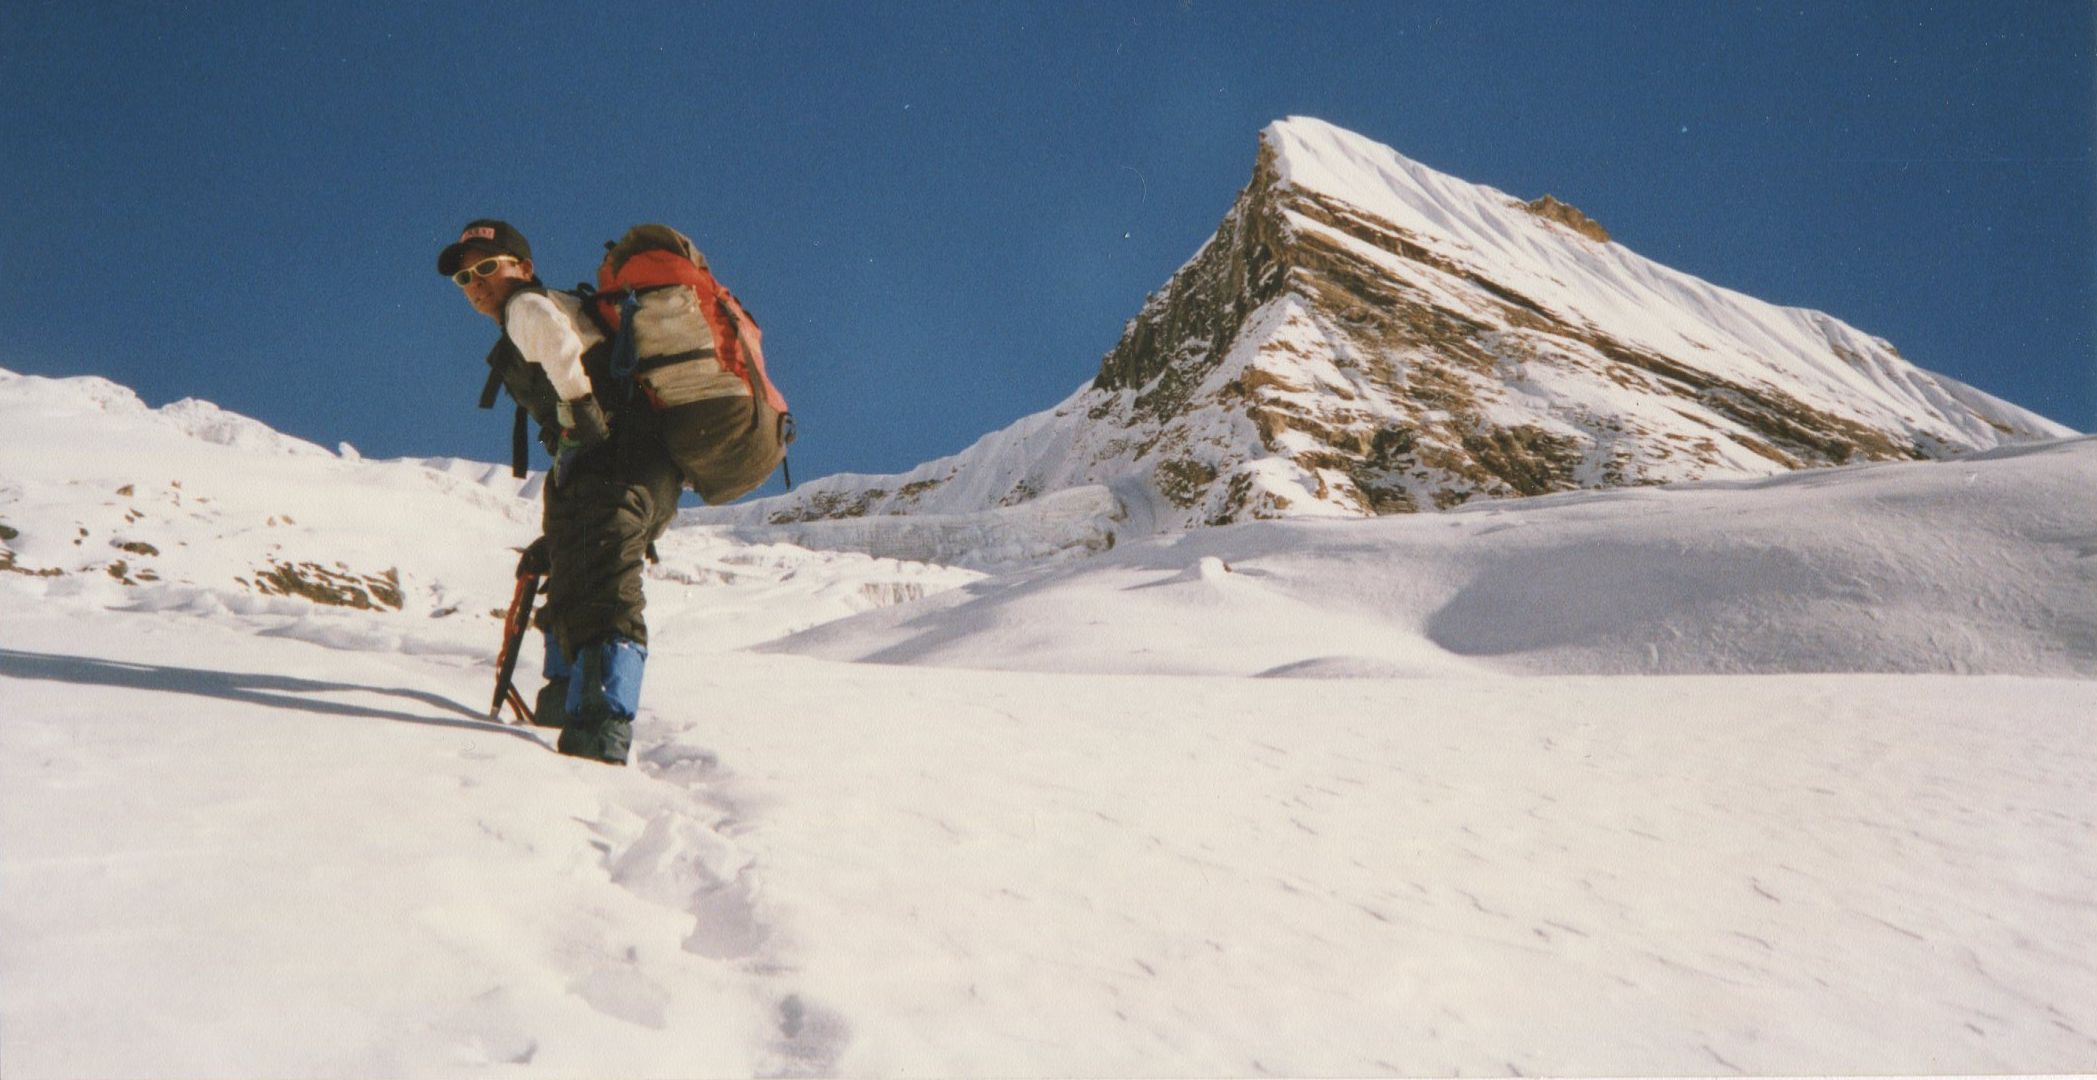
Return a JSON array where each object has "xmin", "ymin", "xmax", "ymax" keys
[{"xmin": 490, "ymin": 539, "xmax": 549, "ymax": 723}]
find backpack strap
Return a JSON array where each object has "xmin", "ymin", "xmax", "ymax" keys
[
  {"xmin": 570, "ymin": 282, "xmax": 616, "ymax": 338},
  {"xmin": 605, "ymin": 289, "xmax": 642, "ymax": 408},
  {"xmin": 509, "ymin": 405, "xmax": 530, "ymax": 479},
  {"xmin": 476, "ymin": 365, "xmax": 531, "ymax": 479}
]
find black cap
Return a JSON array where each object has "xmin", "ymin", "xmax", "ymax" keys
[{"xmin": 437, "ymin": 219, "xmax": 532, "ymax": 276}]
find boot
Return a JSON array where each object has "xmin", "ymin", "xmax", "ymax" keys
[
  {"xmin": 533, "ymin": 631, "xmax": 572, "ymax": 729},
  {"xmin": 557, "ymin": 705, "xmax": 630, "ymax": 764},
  {"xmin": 531, "ymin": 678, "xmax": 569, "ymax": 729},
  {"xmin": 555, "ymin": 636, "xmax": 645, "ymax": 766}
]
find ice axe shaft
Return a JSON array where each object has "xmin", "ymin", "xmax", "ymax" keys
[{"xmin": 491, "ymin": 572, "xmax": 541, "ymax": 723}]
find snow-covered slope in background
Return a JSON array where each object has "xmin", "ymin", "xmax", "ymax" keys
[
  {"xmin": 705, "ymin": 116, "xmax": 2076, "ymax": 541},
  {"xmin": 0, "ymin": 368, "xmax": 978, "ymax": 653},
  {"xmin": 4, "ymin": 368, "xmax": 2095, "ymax": 1077},
  {"xmin": 766, "ymin": 437, "xmax": 2097, "ymax": 678}
]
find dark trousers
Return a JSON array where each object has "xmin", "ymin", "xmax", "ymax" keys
[{"xmin": 536, "ymin": 436, "xmax": 682, "ymax": 660}]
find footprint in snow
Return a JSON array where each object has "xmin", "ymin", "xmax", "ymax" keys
[
  {"xmin": 603, "ymin": 809, "xmax": 771, "ymax": 962},
  {"xmin": 683, "ymin": 876, "xmax": 769, "ymax": 961},
  {"xmin": 569, "ymin": 951, "xmax": 671, "ymax": 1030},
  {"xmin": 638, "ymin": 741, "xmax": 720, "ymax": 785},
  {"xmin": 766, "ymin": 993, "xmax": 851, "ymax": 1079}
]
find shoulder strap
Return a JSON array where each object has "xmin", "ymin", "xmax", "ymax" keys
[
  {"xmin": 510, "ymin": 405, "xmax": 530, "ymax": 479},
  {"xmin": 494, "ymin": 281, "xmax": 550, "ymax": 334},
  {"xmin": 569, "ymin": 282, "xmax": 616, "ymax": 338},
  {"xmin": 481, "ymin": 340, "xmax": 531, "ymax": 478},
  {"xmin": 479, "ymin": 336, "xmax": 516, "ymax": 410}
]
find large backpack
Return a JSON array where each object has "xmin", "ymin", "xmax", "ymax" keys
[
  {"xmin": 476, "ymin": 225, "xmax": 794, "ymax": 502},
  {"xmin": 590, "ymin": 224, "xmax": 794, "ymax": 504}
]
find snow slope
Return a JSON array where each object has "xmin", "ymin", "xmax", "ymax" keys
[
  {"xmin": 0, "ymin": 368, "xmax": 977, "ymax": 653},
  {"xmin": 766, "ymin": 437, "xmax": 2097, "ymax": 679},
  {"xmin": 5, "ymin": 368, "xmax": 2096, "ymax": 1077}
]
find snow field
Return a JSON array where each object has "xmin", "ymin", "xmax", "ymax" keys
[
  {"xmin": 7, "ymin": 603, "xmax": 2095, "ymax": 1076},
  {"xmin": 4, "ymin": 368, "xmax": 2096, "ymax": 1075},
  {"xmin": 1, "ymin": 611, "xmax": 795, "ymax": 1077}
]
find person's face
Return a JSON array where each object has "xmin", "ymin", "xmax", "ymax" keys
[{"xmin": 454, "ymin": 252, "xmax": 534, "ymax": 319}]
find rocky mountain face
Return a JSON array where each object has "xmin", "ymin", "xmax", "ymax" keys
[{"xmin": 710, "ymin": 116, "xmax": 2075, "ymax": 535}]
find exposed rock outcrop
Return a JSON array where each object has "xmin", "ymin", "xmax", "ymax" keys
[{"xmin": 1523, "ymin": 194, "xmax": 1611, "ymax": 242}]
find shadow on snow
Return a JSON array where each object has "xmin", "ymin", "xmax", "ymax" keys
[{"xmin": 0, "ymin": 647, "xmax": 546, "ymax": 747}]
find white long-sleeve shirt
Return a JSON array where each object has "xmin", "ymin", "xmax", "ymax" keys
[{"xmin": 503, "ymin": 290, "xmax": 603, "ymax": 403}]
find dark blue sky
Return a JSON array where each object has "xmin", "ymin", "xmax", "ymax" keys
[{"xmin": 4, "ymin": 2, "xmax": 2090, "ymax": 490}]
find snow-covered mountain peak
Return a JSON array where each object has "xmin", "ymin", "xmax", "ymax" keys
[
  {"xmin": 1260, "ymin": 114, "xmax": 1533, "ymax": 251},
  {"xmin": 705, "ymin": 116, "xmax": 2075, "ymax": 540}
]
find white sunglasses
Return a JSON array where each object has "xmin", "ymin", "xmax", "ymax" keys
[{"xmin": 451, "ymin": 255, "xmax": 519, "ymax": 286}]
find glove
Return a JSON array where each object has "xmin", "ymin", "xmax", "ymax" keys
[
  {"xmin": 516, "ymin": 535, "xmax": 551, "ymax": 579},
  {"xmin": 551, "ymin": 395, "xmax": 610, "ymax": 489},
  {"xmin": 555, "ymin": 395, "xmax": 610, "ymax": 452}
]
